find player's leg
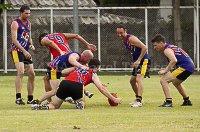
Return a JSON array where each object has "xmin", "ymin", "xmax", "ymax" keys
[
  {"xmin": 25, "ymin": 64, "xmax": 35, "ymax": 104},
  {"xmin": 75, "ymin": 97, "xmax": 85, "ymax": 110},
  {"xmin": 43, "ymin": 74, "xmax": 52, "ymax": 102},
  {"xmin": 15, "ymin": 62, "xmax": 25, "ymax": 105},
  {"xmin": 171, "ymin": 68, "xmax": 193, "ymax": 106},
  {"xmin": 48, "ymin": 95, "xmax": 64, "ymax": 109},
  {"xmin": 38, "ymin": 79, "xmax": 60, "ymax": 103},
  {"xmin": 158, "ymin": 72, "xmax": 177, "ymax": 107}
]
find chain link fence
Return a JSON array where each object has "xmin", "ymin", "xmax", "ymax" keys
[{"xmin": 0, "ymin": 7, "xmax": 199, "ymax": 71}]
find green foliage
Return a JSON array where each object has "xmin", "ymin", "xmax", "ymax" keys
[
  {"xmin": 0, "ymin": 75, "xmax": 199, "ymax": 131},
  {"xmin": 0, "ymin": 4, "xmax": 14, "ymax": 10}
]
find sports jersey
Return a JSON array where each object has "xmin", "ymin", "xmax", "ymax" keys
[
  {"xmin": 48, "ymin": 52, "xmax": 81, "ymax": 72},
  {"xmin": 45, "ymin": 33, "xmax": 72, "ymax": 58},
  {"xmin": 64, "ymin": 67, "xmax": 93, "ymax": 86},
  {"xmin": 164, "ymin": 44, "xmax": 194, "ymax": 73},
  {"xmin": 123, "ymin": 34, "xmax": 150, "ymax": 62},
  {"xmin": 10, "ymin": 18, "xmax": 31, "ymax": 52}
]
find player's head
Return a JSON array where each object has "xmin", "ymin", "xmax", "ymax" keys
[
  {"xmin": 20, "ymin": 6, "xmax": 30, "ymax": 21},
  {"xmin": 116, "ymin": 24, "xmax": 127, "ymax": 40},
  {"xmin": 39, "ymin": 33, "xmax": 48, "ymax": 45},
  {"xmin": 151, "ymin": 34, "xmax": 166, "ymax": 51},
  {"xmin": 81, "ymin": 50, "xmax": 94, "ymax": 64},
  {"xmin": 88, "ymin": 58, "xmax": 101, "ymax": 72}
]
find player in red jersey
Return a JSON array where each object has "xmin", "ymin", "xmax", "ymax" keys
[
  {"xmin": 39, "ymin": 33, "xmax": 97, "ymax": 104},
  {"xmin": 32, "ymin": 59, "xmax": 122, "ymax": 110}
]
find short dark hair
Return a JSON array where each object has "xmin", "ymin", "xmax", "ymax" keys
[
  {"xmin": 117, "ymin": 24, "xmax": 127, "ymax": 30},
  {"xmin": 20, "ymin": 6, "xmax": 30, "ymax": 13},
  {"xmin": 151, "ymin": 34, "xmax": 166, "ymax": 44},
  {"xmin": 88, "ymin": 58, "xmax": 101, "ymax": 69},
  {"xmin": 39, "ymin": 33, "xmax": 48, "ymax": 45}
]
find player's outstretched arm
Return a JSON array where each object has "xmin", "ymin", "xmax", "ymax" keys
[
  {"xmin": 92, "ymin": 74, "xmax": 122, "ymax": 104},
  {"xmin": 64, "ymin": 33, "xmax": 97, "ymax": 51}
]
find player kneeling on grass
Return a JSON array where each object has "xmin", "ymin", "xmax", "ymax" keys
[{"xmin": 32, "ymin": 58, "xmax": 122, "ymax": 110}]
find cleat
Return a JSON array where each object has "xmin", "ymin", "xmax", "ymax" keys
[
  {"xmin": 85, "ymin": 91, "xmax": 94, "ymax": 98},
  {"xmin": 159, "ymin": 101, "xmax": 174, "ymax": 107},
  {"xmin": 181, "ymin": 100, "xmax": 192, "ymax": 106},
  {"xmin": 41, "ymin": 101, "xmax": 51, "ymax": 107},
  {"xmin": 64, "ymin": 97, "xmax": 75, "ymax": 104},
  {"xmin": 130, "ymin": 99, "xmax": 144, "ymax": 105},
  {"xmin": 32, "ymin": 105, "xmax": 49, "ymax": 110},
  {"xmin": 16, "ymin": 98, "xmax": 25, "ymax": 105},
  {"xmin": 131, "ymin": 100, "xmax": 142, "ymax": 107},
  {"xmin": 75, "ymin": 100, "xmax": 84, "ymax": 110},
  {"xmin": 31, "ymin": 100, "xmax": 41, "ymax": 108},
  {"xmin": 27, "ymin": 100, "xmax": 36, "ymax": 104}
]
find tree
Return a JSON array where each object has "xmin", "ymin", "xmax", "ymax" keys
[
  {"xmin": 173, "ymin": 0, "xmax": 182, "ymax": 48},
  {"xmin": 0, "ymin": 0, "xmax": 14, "ymax": 16}
]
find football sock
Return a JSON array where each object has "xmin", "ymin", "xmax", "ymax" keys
[
  {"xmin": 136, "ymin": 95, "xmax": 142, "ymax": 103},
  {"xmin": 16, "ymin": 93, "xmax": 21, "ymax": 99},
  {"xmin": 28, "ymin": 95, "xmax": 33, "ymax": 101},
  {"xmin": 183, "ymin": 96, "xmax": 190, "ymax": 101},
  {"xmin": 166, "ymin": 98, "xmax": 172, "ymax": 103}
]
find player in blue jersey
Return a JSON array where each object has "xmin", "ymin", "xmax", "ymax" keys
[
  {"xmin": 151, "ymin": 34, "xmax": 194, "ymax": 107},
  {"xmin": 10, "ymin": 6, "xmax": 35, "ymax": 105},
  {"xmin": 116, "ymin": 24, "xmax": 151, "ymax": 107},
  {"xmin": 32, "ymin": 50, "xmax": 94, "ymax": 105}
]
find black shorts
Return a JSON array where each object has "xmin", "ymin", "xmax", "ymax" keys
[
  {"xmin": 46, "ymin": 66, "xmax": 62, "ymax": 79},
  {"xmin": 172, "ymin": 67, "xmax": 193, "ymax": 81},
  {"xmin": 11, "ymin": 51, "xmax": 33, "ymax": 64},
  {"xmin": 132, "ymin": 59, "xmax": 151, "ymax": 78},
  {"xmin": 56, "ymin": 80, "xmax": 84, "ymax": 100}
]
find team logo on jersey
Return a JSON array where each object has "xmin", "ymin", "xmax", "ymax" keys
[{"xmin": 22, "ymin": 30, "xmax": 30, "ymax": 41}]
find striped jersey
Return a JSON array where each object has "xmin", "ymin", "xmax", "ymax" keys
[
  {"xmin": 48, "ymin": 52, "xmax": 81, "ymax": 72},
  {"xmin": 123, "ymin": 34, "xmax": 150, "ymax": 62},
  {"xmin": 45, "ymin": 33, "xmax": 72, "ymax": 58},
  {"xmin": 64, "ymin": 67, "xmax": 93, "ymax": 86},
  {"xmin": 10, "ymin": 18, "xmax": 31, "ymax": 52},
  {"xmin": 164, "ymin": 44, "xmax": 194, "ymax": 73}
]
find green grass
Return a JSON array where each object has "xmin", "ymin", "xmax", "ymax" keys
[{"xmin": 0, "ymin": 75, "xmax": 200, "ymax": 132}]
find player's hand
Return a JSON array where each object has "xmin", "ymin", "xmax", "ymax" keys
[
  {"xmin": 102, "ymin": 83, "xmax": 108, "ymax": 87},
  {"xmin": 60, "ymin": 51, "xmax": 66, "ymax": 56},
  {"xmin": 158, "ymin": 70, "xmax": 167, "ymax": 75},
  {"xmin": 29, "ymin": 45, "xmax": 35, "ymax": 51},
  {"xmin": 80, "ymin": 65, "xmax": 89, "ymax": 70},
  {"xmin": 132, "ymin": 60, "xmax": 140, "ymax": 68},
  {"xmin": 87, "ymin": 44, "xmax": 97, "ymax": 51},
  {"xmin": 114, "ymin": 98, "xmax": 122, "ymax": 104},
  {"xmin": 24, "ymin": 51, "xmax": 32, "ymax": 59}
]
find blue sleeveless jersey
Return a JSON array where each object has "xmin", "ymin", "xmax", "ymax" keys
[
  {"xmin": 164, "ymin": 44, "xmax": 194, "ymax": 73},
  {"xmin": 123, "ymin": 34, "xmax": 150, "ymax": 62},
  {"xmin": 48, "ymin": 52, "xmax": 81, "ymax": 72},
  {"xmin": 10, "ymin": 18, "xmax": 31, "ymax": 52}
]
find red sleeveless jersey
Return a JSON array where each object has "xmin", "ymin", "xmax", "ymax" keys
[
  {"xmin": 64, "ymin": 67, "xmax": 93, "ymax": 86},
  {"xmin": 46, "ymin": 33, "xmax": 72, "ymax": 58}
]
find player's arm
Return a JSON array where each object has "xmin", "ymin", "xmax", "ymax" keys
[
  {"xmin": 63, "ymin": 33, "xmax": 97, "ymax": 51},
  {"xmin": 158, "ymin": 48, "xmax": 177, "ymax": 75},
  {"xmin": 29, "ymin": 23, "xmax": 35, "ymax": 51},
  {"xmin": 11, "ymin": 21, "xmax": 31, "ymax": 59},
  {"xmin": 92, "ymin": 73, "xmax": 122, "ymax": 104},
  {"xmin": 61, "ymin": 67, "xmax": 75, "ymax": 77},
  {"xmin": 68, "ymin": 53, "xmax": 88, "ymax": 70},
  {"xmin": 41, "ymin": 37, "xmax": 65, "ymax": 56},
  {"xmin": 129, "ymin": 36, "xmax": 148, "ymax": 67}
]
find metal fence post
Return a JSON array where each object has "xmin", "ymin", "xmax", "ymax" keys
[{"xmin": 73, "ymin": 0, "xmax": 79, "ymax": 52}]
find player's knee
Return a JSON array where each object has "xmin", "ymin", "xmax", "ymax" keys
[
  {"xmin": 130, "ymin": 79, "xmax": 136, "ymax": 84},
  {"xmin": 17, "ymin": 71, "xmax": 24, "ymax": 78}
]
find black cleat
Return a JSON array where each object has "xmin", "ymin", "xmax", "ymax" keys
[
  {"xmin": 85, "ymin": 91, "xmax": 94, "ymax": 98},
  {"xmin": 181, "ymin": 100, "xmax": 192, "ymax": 106},
  {"xmin": 28, "ymin": 99, "xmax": 40, "ymax": 105},
  {"xmin": 158, "ymin": 101, "xmax": 174, "ymax": 107},
  {"xmin": 32, "ymin": 105, "xmax": 49, "ymax": 110},
  {"xmin": 16, "ymin": 98, "xmax": 25, "ymax": 105}
]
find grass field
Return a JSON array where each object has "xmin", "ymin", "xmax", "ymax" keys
[{"xmin": 0, "ymin": 73, "xmax": 199, "ymax": 132}]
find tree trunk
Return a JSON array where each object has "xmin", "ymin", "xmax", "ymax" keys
[{"xmin": 173, "ymin": 0, "xmax": 182, "ymax": 48}]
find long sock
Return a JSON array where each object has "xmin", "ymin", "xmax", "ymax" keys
[
  {"xmin": 28, "ymin": 95, "xmax": 33, "ymax": 101},
  {"xmin": 136, "ymin": 95, "xmax": 142, "ymax": 103},
  {"xmin": 16, "ymin": 93, "xmax": 21, "ymax": 99},
  {"xmin": 166, "ymin": 98, "xmax": 172, "ymax": 103}
]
